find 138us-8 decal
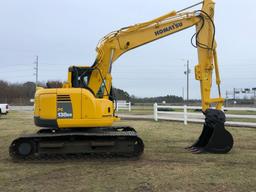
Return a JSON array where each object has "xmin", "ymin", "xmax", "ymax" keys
[{"xmin": 57, "ymin": 102, "xmax": 73, "ymax": 119}]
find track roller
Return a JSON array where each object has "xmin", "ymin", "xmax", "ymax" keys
[{"xmin": 9, "ymin": 139, "xmax": 36, "ymax": 159}]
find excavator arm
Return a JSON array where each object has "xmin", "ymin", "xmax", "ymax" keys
[
  {"xmin": 86, "ymin": 0, "xmax": 233, "ymax": 154},
  {"xmin": 89, "ymin": 11, "xmax": 199, "ymax": 98},
  {"xmin": 88, "ymin": 0, "xmax": 223, "ymax": 112}
]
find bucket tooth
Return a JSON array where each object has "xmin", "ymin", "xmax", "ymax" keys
[
  {"xmin": 190, "ymin": 147, "xmax": 205, "ymax": 154},
  {"xmin": 188, "ymin": 109, "xmax": 233, "ymax": 154}
]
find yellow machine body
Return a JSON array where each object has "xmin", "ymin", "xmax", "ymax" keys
[
  {"xmin": 34, "ymin": 87, "xmax": 118, "ymax": 128},
  {"xmin": 8, "ymin": 0, "xmax": 232, "ymax": 159}
]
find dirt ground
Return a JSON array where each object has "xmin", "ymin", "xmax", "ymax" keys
[{"xmin": 0, "ymin": 111, "xmax": 255, "ymax": 192}]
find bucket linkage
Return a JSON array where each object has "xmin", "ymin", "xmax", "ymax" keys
[{"xmin": 186, "ymin": 109, "xmax": 233, "ymax": 154}]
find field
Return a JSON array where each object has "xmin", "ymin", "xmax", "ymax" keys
[
  {"xmin": 117, "ymin": 105, "xmax": 256, "ymax": 123},
  {"xmin": 0, "ymin": 111, "xmax": 256, "ymax": 192}
]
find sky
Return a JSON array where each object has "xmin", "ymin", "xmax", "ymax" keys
[{"xmin": 0, "ymin": 0, "xmax": 255, "ymax": 99}]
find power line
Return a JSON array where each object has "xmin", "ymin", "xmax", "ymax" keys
[
  {"xmin": 0, "ymin": 64, "xmax": 33, "ymax": 68},
  {"xmin": 0, "ymin": 69, "xmax": 33, "ymax": 74}
]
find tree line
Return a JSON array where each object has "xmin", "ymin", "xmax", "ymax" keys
[
  {"xmin": 0, "ymin": 81, "xmax": 36, "ymax": 105},
  {"xmin": 0, "ymin": 80, "xmax": 184, "ymax": 105},
  {"xmin": 1, "ymin": 80, "xmax": 254, "ymax": 106},
  {"xmin": 0, "ymin": 80, "xmax": 62, "ymax": 105},
  {"xmin": 112, "ymin": 88, "xmax": 184, "ymax": 104}
]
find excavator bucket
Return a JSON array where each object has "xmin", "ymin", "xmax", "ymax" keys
[{"xmin": 186, "ymin": 109, "xmax": 233, "ymax": 154}]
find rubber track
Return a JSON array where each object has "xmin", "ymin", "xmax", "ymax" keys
[{"xmin": 9, "ymin": 127, "xmax": 144, "ymax": 161}]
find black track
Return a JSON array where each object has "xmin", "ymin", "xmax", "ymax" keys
[{"xmin": 9, "ymin": 126, "xmax": 144, "ymax": 160}]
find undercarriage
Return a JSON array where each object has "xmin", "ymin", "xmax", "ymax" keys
[{"xmin": 9, "ymin": 126, "xmax": 144, "ymax": 160}]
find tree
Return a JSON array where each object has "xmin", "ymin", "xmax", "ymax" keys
[{"xmin": 46, "ymin": 81, "xmax": 63, "ymax": 88}]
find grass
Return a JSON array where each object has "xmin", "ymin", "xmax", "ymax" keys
[
  {"xmin": 0, "ymin": 111, "xmax": 256, "ymax": 192},
  {"xmin": 227, "ymin": 118, "xmax": 256, "ymax": 123},
  {"xmin": 118, "ymin": 106, "xmax": 256, "ymax": 115},
  {"xmin": 117, "ymin": 106, "xmax": 256, "ymax": 123},
  {"xmin": 118, "ymin": 106, "xmax": 153, "ymax": 115}
]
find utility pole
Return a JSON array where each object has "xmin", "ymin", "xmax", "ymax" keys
[
  {"xmin": 34, "ymin": 56, "xmax": 39, "ymax": 86},
  {"xmin": 254, "ymin": 90, "xmax": 256, "ymax": 106},
  {"xmin": 182, "ymin": 87, "xmax": 184, "ymax": 101},
  {"xmin": 225, "ymin": 90, "xmax": 228, "ymax": 107},
  {"xmin": 184, "ymin": 60, "xmax": 190, "ymax": 101},
  {"xmin": 252, "ymin": 88, "xmax": 256, "ymax": 106}
]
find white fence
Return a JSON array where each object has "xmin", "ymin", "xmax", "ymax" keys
[
  {"xmin": 153, "ymin": 103, "xmax": 256, "ymax": 127},
  {"xmin": 115, "ymin": 101, "xmax": 131, "ymax": 112}
]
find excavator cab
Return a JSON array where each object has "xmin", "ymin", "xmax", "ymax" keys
[
  {"xmin": 68, "ymin": 66, "xmax": 93, "ymax": 89},
  {"xmin": 68, "ymin": 66, "xmax": 108, "ymax": 99}
]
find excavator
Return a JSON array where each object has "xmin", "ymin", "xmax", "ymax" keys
[{"xmin": 9, "ymin": 0, "xmax": 233, "ymax": 159}]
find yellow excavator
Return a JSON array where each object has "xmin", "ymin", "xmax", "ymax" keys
[{"xmin": 10, "ymin": 0, "xmax": 233, "ymax": 159}]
